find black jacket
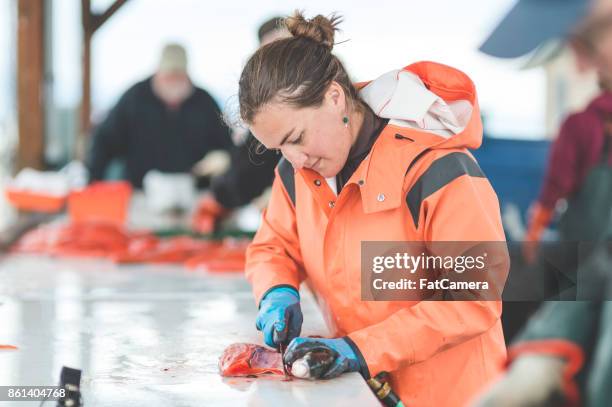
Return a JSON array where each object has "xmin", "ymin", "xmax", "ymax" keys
[
  {"xmin": 87, "ymin": 77, "xmax": 232, "ymax": 188},
  {"xmin": 210, "ymin": 133, "xmax": 280, "ymax": 209}
]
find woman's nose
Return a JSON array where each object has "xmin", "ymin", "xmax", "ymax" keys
[{"xmin": 281, "ymin": 146, "xmax": 308, "ymax": 169}]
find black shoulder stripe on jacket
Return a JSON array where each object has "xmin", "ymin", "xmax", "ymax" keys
[
  {"xmin": 278, "ymin": 158, "xmax": 296, "ymax": 207},
  {"xmin": 406, "ymin": 152, "xmax": 486, "ymax": 228}
]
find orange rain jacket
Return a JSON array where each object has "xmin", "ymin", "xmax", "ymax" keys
[{"xmin": 246, "ymin": 61, "xmax": 509, "ymax": 406}]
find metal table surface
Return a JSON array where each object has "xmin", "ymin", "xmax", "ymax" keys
[{"xmin": 0, "ymin": 254, "xmax": 379, "ymax": 406}]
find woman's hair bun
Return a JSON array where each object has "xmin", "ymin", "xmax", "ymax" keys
[{"xmin": 285, "ymin": 11, "xmax": 342, "ymax": 50}]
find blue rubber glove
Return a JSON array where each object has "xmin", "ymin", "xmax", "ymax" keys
[
  {"xmin": 255, "ymin": 287, "xmax": 303, "ymax": 349},
  {"xmin": 283, "ymin": 337, "xmax": 363, "ymax": 379}
]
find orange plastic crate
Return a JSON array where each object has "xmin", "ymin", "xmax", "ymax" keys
[
  {"xmin": 68, "ymin": 181, "xmax": 132, "ymax": 225},
  {"xmin": 5, "ymin": 188, "xmax": 67, "ymax": 213}
]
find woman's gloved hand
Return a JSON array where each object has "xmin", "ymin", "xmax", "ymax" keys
[
  {"xmin": 283, "ymin": 337, "xmax": 362, "ymax": 379},
  {"xmin": 473, "ymin": 354, "xmax": 568, "ymax": 407},
  {"xmin": 255, "ymin": 287, "xmax": 302, "ymax": 349},
  {"xmin": 522, "ymin": 202, "xmax": 553, "ymax": 264}
]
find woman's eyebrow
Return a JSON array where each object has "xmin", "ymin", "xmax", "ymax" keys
[{"xmin": 278, "ymin": 128, "xmax": 296, "ymax": 147}]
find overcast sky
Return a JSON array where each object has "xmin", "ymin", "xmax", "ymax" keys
[{"xmin": 2, "ymin": 0, "xmax": 547, "ymax": 138}]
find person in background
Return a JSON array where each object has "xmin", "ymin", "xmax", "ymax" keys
[
  {"xmin": 192, "ymin": 17, "xmax": 290, "ymax": 233},
  {"xmin": 476, "ymin": 1, "xmax": 612, "ymax": 406},
  {"xmin": 87, "ymin": 43, "xmax": 232, "ymax": 189},
  {"xmin": 241, "ymin": 12, "xmax": 509, "ymax": 406},
  {"xmin": 522, "ymin": 12, "xmax": 612, "ymax": 267}
]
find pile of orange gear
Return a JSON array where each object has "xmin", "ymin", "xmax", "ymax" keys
[
  {"xmin": 12, "ymin": 222, "xmax": 248, "ymax": 272},
  {"xmin": 12, "ymin": 222, "xmax": 137, "ymax": 257},
  {"xmin": 115, "ymin": 235, "xmax": 250, "ymax": 272}
]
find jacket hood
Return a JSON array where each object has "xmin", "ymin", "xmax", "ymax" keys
[{"xmin": 357, "ymin": 61, "xmax": 483, "ymax": 150}]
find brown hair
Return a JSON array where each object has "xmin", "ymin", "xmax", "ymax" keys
[{"xmin": 239, "ymin": 11, "xmax": 360, "ymax": 124}]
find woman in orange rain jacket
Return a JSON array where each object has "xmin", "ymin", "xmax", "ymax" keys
[{"xmin": 239, "ymin": 12, "xmax": 509, "ymax": 407}]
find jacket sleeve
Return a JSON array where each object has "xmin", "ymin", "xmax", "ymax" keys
[
  {"xmin": 538, "ymin": 114, "xmax": 585, "ymax": 210},
  {"xmin": 525, "ymin": 114, "xmax": 586, "ymax": 242},
  {"xmin": 87, "ymin": 91, "xmax": 131, "ymax": 182},
  {"xmin": 347, "ymin": 170, "xmax": 508, "ymax": 377},
  {"xmin": 211, "ymin": 134, "xmax": 279, "ymax": 209},
  {"xmin": 245, "ymin": 167, "xmax": 306, "ymax": 305}
]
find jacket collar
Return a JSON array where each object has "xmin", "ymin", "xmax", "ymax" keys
[
  {"xmin": 344, "ymin": 124, "xmax": 443, "ymax": 214},
  {"xmin": 588, "ymin": 91, "xmax": 612, "ymax": 116},
  {"xmin": 297, "ymin": 123, "xmax": 452, "ymax": 215}
]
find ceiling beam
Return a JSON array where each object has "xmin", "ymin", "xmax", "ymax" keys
[
  {"xmin": 78, "ymin": 0, "xmax": 129, "ymax": 158},
  {"xmin": 92, "ymin": 0, "xmax": 130, "ymax": 33}
]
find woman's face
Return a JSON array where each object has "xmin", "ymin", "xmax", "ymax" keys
[
  {"xmin": 250, "ymin": 83, "xmax": 353, "ymax": 178},
  {"xmin": 589, "ymin": 3, "xmax": 612, "ymax": 77},
  {"xmin": 576, "ymin": 12, "xmax": 612, "ymax": 84}
]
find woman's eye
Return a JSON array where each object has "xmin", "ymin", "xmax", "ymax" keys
[{"xmin": 291, "ymin": 133, "xmax": 304, "ymax": 145}]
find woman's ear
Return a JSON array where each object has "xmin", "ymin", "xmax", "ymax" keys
[{"xmin": 326, "ymin": 81, "xmax": 345, "ymax": 108}]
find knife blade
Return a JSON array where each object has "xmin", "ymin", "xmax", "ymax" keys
[{"xmin": 279, "ymin": 342, "xmax": 289, "ymax": 377}]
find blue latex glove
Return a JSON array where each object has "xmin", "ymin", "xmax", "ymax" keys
[
  {"xmin": 283, "ymin": 337, "xmax": 362, "ymax": 379},
  {"xmin": 255, "ymin": 287, "xmax": 302, "ymax": 349}
]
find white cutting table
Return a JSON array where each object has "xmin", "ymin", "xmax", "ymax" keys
[{"xmin": 0, "ymin": 252, "xmax": 379, "ymax": 406}]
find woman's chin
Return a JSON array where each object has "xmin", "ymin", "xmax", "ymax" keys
[{"xmin": 316, "ymin": 168, "xmax": 339, "ymax": 179}]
